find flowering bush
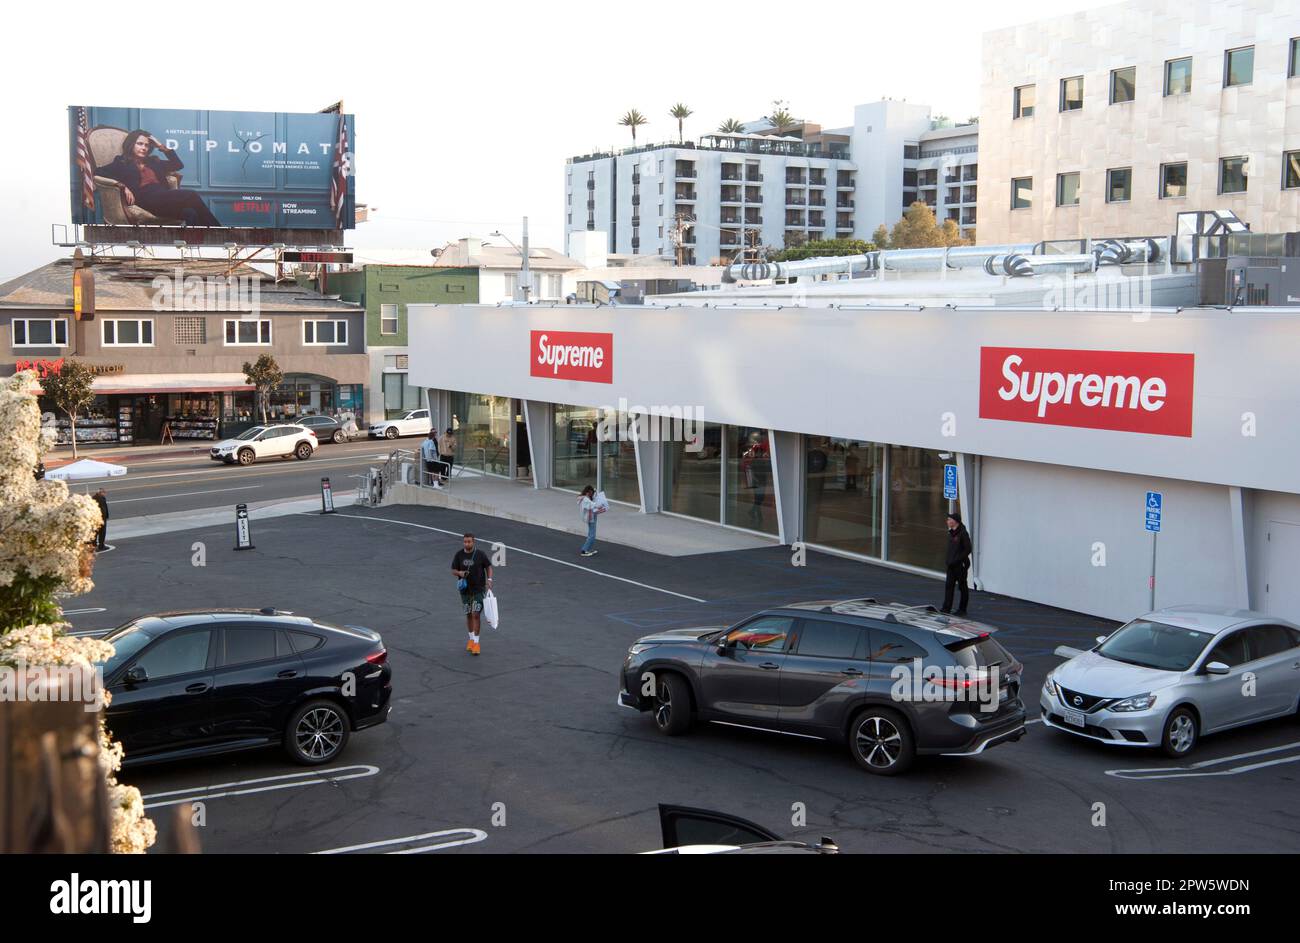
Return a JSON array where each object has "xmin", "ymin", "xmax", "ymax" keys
[{"xmin": 0, "ymin": 371, "xmax": 155, "ymax": 853}]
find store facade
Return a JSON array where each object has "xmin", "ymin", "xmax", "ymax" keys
[
  {"xmin": 407, "ymin": 301, "xmax": 1300, "ymax": 624},
  {"xmin": 2, "ymin": 258, "xmax": 369, "ymax": 445}
]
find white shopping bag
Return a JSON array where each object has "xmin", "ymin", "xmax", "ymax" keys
[{"xmin": 483, "ymin": 589, "xmax": 500, "ymax": 630}]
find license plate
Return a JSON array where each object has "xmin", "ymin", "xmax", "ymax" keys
[{"xmin": 1063, "ymin": 708, "xmax": 1086, "ymax": 728}]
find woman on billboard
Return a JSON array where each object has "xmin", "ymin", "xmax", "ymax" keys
[{"xmin": 94, "ymin": 131, "xmax": 221, "ymax": 226}]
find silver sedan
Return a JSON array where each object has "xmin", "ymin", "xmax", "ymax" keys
[{"xmin": 1040, "ymin": 606, "xmax": 1300, "ymax": 757}]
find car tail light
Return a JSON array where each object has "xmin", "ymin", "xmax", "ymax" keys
[
  {"xmin": 365, "ymin": 648, "xmax": 387, "ymax": 665},
  {"xmin": 308, "ymin": 430, "xmax": 317, "ymax": 438},
  {"xmin": 929, "ymin": 669, "xmax": 991, "ymax": 690}
]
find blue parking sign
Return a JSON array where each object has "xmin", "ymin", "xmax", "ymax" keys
[
  {"xmin": 944, "ymin": 464, "xmax": 958, "ymax": 500},
  {"xmin": 1145, "ymin": 491, "xmax": 1162, "ymax": 532}
]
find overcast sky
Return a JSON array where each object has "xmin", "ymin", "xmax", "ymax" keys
[{"xmin": 0, "ymin": 0, "xmax": 1110, "ymax": 281}]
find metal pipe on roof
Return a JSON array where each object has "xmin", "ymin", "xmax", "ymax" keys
[{"xmin": 722, "ymin": 243, "xmax": 1039, "ymax": 282}]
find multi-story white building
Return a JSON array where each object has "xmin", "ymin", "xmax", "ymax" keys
[
  {"xmin": 977, "ymin": 0, "xmax": 1300, "ymax": 245},
  {"xmin": 565, "ymin": 101, "xmax": 979, "ymax": 263}
]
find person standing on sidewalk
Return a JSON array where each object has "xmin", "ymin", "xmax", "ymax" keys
[
  {"xmin": 420, "ymin": 431, "xmax": 441, "ymax": 487},
  {"xmin": 941, "ymin": 511, "xmax": 973, "ymax": 616},
  {"xmin": 438, "ymin": 427, "xmax": 456, "ymax": 480},
  {"xmin": 578, "ymin": 485, "xmax": 602, "ymax": 557},
  {"xmin": 451, "ymin": 532, "xmax": 493, "ymax": 655},
  {"xmin": 93, "ymin": 488, "xmax": 110, "ymax": 551}
]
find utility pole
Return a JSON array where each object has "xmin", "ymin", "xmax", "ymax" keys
[{"xmin": 521, "ymin": 215, "xmax": 531, "ymax": 303}]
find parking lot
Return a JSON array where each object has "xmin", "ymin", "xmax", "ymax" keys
[{"xmin": 70, "ymin": 504, "xmax": 1300, "ymax": 854}]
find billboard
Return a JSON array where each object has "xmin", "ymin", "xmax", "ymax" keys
[{"xmin": 69, "ymin": 105, "xmax": 355, "ymax": 230}]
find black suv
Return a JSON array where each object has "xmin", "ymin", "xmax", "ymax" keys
[{"xmin": 618, "ymin": 598, "xmax": 1026, "ymax": 775}]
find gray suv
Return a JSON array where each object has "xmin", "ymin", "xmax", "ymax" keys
[{"xmin": 618, "ymin": 598, "xmax": 1027, "ymax": 775}]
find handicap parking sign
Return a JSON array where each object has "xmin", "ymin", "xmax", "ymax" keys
[
  {"xmin": 1145, "ymin": 491, "xmax": 1162, "ymax": 532},
  {"xmin": 944, "ymin": 464, "xmax": 958, "ymax": 500}
]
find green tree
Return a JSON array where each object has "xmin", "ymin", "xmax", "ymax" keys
[
  {"xmin": 717, "ymin": 118, "xmax": 745, "ymax": 133},
  {"xmin": 765, "ymin": 100, "xmax": 796, "ymax": 134},
  {"xmin": 242, "ymin": 354, "xmax": 283, "ymax": 424},
  {"xmin": 771, "ymin": 238, "xmax": 875, "ymax": 262},
  {"xmin": 888, "ymin": 201, "xmax": 969, "ymax": 249},
  {"xmin": 871, "ymin": 224, "xmax": 891, "ymax": 250},
  {"xmin": 618, "ymin": 109, "xmax": 648, "ymax": 143},
  {"xmin": 41, "ymin": 359, "xmax": 96, "ymax": 460},
  {"xmin": 669, "ymin": 103, "xmax": 693, "ymax": 144}
]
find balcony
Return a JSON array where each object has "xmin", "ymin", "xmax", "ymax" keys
[
  {"xmin": 721, "ymin": 166, "xmax": 743, "ymax": 181},
  {"xmin": 963, "ymin": 165, "xmax": 978, "ymax": 182},
  {"xmin": 675, "ymin": 189, "xmax": 696, "ymax": 202},
  {"xmin": 944, "ymin": 175, "xmax": 961, "ymax": 185},
  {"xmin": 962, "ymin": 187, "xmax": 977, "ymax": 203},
  {"xmin": 675, "ymin": 166, "xmax": 697, "ymax": 179},
  {"xmin": 784, "ymin": 215, "xmax": 806, "ymax": 228},
  {"xmin": 808, "ymin": 195, "xmax": 826, "ymax": 207},
  {"xmin": 946, "ymin": 189, "xmax": 961, "ymax": 204},
  {"xmin": 720, "ymin": 213, "xmax": 742, "ymax": 225},
  {"xmin": 836, "ymin": 198, "xmax": 855, "ymax": 208},
  {"xmin": 836, "ymin": 178, "xmax": 854, "ymax": 189},
  {"xmin": 837, "ymin": 223, "xmax": 853, "ymax": 232},
  {"xmin": 809, "ymin": 215, "xmax": 825, "ymax": 228},
  {"xmin": 746, "ymin": 171, "xmax": 764, "ymax": 182},
  {"xmin": 785, "ymin": 173, "xmax": 806, "ymax": 185},
  {"xmin": 785, "ymin": 194, "xmax": 807, "ymax": 206},
  {"xmin": 720, "ymin": 190, "xmax": 743, "ymax": 205},
  {"xmin": 744, "ymin": 214, "xmax": 763, "ymax": 225},
  {"xmin": 744, "ymin": 189, "xmax": 762, "ymax": 203}
]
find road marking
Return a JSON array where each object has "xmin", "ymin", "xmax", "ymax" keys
[
  {"xmin": 141, "ymin": 764, "xmax": 379, "ymax": 809},
  {"xmin": 332, "ymin": 513, "xmax": 707, "ymax": 603},
  {"xmin": 75, "ymin": 451, "xmax": 392, "ymax": 488},
  {"xmin": 112, "ymin": 485, "xmax": 262, "ymax": 504},
  {"xmin": 315, "ymin": 828, "xmax": 488, "ymax": 855},
  {"xmin": 1105, "ymin": 740, "xmax": 1300, "ymax": 780},
  {"xmin": 63, "ymin": 609, "xmax": 108, "ymax": 620}
]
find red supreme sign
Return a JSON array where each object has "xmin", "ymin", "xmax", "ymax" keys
[
  {"xmin": 530, "ymin": 330, "xmax": 613, "ymax": 383},
  {"xmin": 979, "ymin": 347, "xmax": 1195, "ymax": 437}
]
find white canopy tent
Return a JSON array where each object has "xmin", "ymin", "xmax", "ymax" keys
[{"xmin": 45, "ymin": 458, "xmax": 129, "ymax": 482}]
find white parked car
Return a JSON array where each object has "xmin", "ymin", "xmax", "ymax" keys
[
  {"xmin": 210, "ymin": 424, "xmax": 318, "ymax": 466},
  {"xmin": 369, "ymin": 408, "xmax": 432, "ymax": 440}
]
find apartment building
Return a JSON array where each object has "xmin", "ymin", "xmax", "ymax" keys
[
  {"xmin": 565, "ymin": 101, "xmax": 977, "ymax": 262},
  {"xmin": 978, "ymin": 0, "xmax": 1300, "ymax": 244}
]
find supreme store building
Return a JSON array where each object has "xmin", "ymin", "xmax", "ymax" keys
[{"xmin": 405, "ymin": 263, "xmax": 1300, "ymax": 625}]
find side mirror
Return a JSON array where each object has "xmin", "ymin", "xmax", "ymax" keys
[
  {"xmin": 1204, "ymin": 661, "xmax": 1230, "ymax": 676},
  {"xmin": 1095, "ymin": 635, "xmax": 1108, "ymax": 645},
  {"xmin": 715, "ymin": 638, "xmax": 733, "ymax": 656},
  {"xmin": 125, "ymin": 665, "xmax": 148, "ymax": 684}
]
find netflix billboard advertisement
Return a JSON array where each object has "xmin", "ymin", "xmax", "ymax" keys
[
  {"xmin": 979, "ymin": 346, "xmax": 1195, "ymax": 437},
  {"xmin": 68, "ymin": 105, "xmax": 355, "ymax": 230}
]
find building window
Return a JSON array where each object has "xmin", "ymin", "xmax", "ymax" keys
[
  {"xmin": 1219, "ymin": 156, "xmax": 1248, "ymax": 194},
  {"xmin": 1059, "ymin": 76, "xmax": 1084, "ymax": 111},
  {"xmin": 661, "ymin": 422, "xmax": 722, "ymax": 522},
  {"xmin": 379, "ymin": 303, "xmax": 398, "ymax": 335},
  {"xmin": 1106, "ymin": 167, "xmax": 1132, "ymax": 203},
  {"xmin": 1013, "ymin": 85, "xmax": 1035, "ymax": 118},
  {"xmin": 504, "ymin": 273, "xmax": 519, "ymax": 299},
  {"xmin": 1224, "ymin": 46, "xmax": 1253, "ymax": 87},
  {"xmin": 1165, "ymin": 56, "xmax": 1192, "ymax": 95},
  {"xmin": 1290, "ymin": 38, "xmax": 1300, "ymax": 78},
  {"xmin": 1011, "ymin": 176, "xmax": 1033, "ymax": 210},
  {"xmin": 12, "ymin": 318, "xmax": 68, "ymax": 347},
  {"xmin": 223, "ymin": 319, "xmax": 271, "ymax": 345},
  {"xmin": 1110, "ymin": 66, "xmax": 1136, "ymax": 103},
  {"xmin": 303, "ymin": 320, "xmax": 348, "ymax": 345},
  {"xmin": 1284, "ymin": 150, "xmax": 1300, "ymax": 190},
  {"xmin": 804, "ymin": 438, "xmax": 884, "ymax": 557},
  {"xmin": 1160, "ymin": 162, "xmax": 1188, "ymax": 199},
  {"xmin": 723, "ymin": 428, "xmax": 777, "ymax": 535},
  {"xmin": 1056, "ymin": 172, "xmax": 1081, "ymax": 206},
  {"xmin": 174, "ymin": 316, "xmax": 206, "ymax": 345},
  {"xmin": 887, "ymin": 445, "xmax": 960, "ymax": 572},
  {"xmin": 102, "ymin": 319, "xmax": 153, "ymax": 346}
]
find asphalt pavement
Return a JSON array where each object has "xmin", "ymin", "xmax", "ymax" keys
[{"xmin": 67, "ymin": 503, "xmax": 1300, "ymax": 855}]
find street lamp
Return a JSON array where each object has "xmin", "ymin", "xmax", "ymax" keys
[{"xmin": 491, "ymin": 216, "xmax": 531, "ymax": 303}]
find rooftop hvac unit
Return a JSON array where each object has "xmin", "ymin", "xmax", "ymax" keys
[{"xmin": 1225, "ymin": 256, "xmax": 1300, "ymax": 306}]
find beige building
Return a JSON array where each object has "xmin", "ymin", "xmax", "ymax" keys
[{"xmin": 977, "ymin": 0, "xmax": 1300, "ymax": 245}]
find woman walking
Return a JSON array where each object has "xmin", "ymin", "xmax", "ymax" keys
[{"xmin": 579, "ymin": 485, "xmax": 601, "ymax": 557}]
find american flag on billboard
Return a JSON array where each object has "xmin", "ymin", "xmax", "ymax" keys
[
  {"xmin": 330, "ymin": 115, "xmax": 349, "ymax": 228},
  {"xmin": 75, "ymin": 107, "xmax": 96, "ymax": 210}
]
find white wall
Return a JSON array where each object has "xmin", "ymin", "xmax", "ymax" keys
[
  {"xmin": 977, "ymin": 0, "xmax": 1300, "ymax": 244},
  {"xmin": 978, "ymin": 458, "xmax": 1239, "ymax": 621},
  {"xmin": 1245, "ymin": 489, "xmax": 1300, "ymax": 620},
  {"xmin": 852, "ymin": 100, "xmax": 933, "ymax": 236}
]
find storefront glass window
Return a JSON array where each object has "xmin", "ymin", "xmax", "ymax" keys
[
  {"xmin": 662, "ymin": 422, "xmax": 722, "ymax": 522},
  {"xmin": 553, "ymin": 404, "xmax": 599, "ymax": 491},
  {"xmin": 450, "ymin": 392, "xmax": 512, "ymax": 476},
  {"xmin": 597, "ymin": 411, "xmax": 641, "ymax": 506},
  {"xmin": 382, "ymin": 372, "xmax": 422, "ymax": 418},
  {"xmin": 804, "ymin": 437, "xmax": 884, "ymax": 556},
  {"xmin": 887, "ymin": 445, "xmax": 958, "ymax": 571},
  {"xmin": 724, "ymin": 427, "xmax": 777, "ymax": 535}
]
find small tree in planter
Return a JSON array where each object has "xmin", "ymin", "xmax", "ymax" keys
[
  {"xmin": 41, "ymin": 359, "xmax": 97, "ymax": 459},
  {"xmin": 243, "ymin": 354, "xmax": 283, "ymax": 424},
  {"xmin": 0, "ymin": 371, "xmax": 155, "ymax": 852}
]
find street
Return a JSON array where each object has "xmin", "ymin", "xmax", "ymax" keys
[{"xmin": 69, "ymin": 503, "xmax": 1300, "ymax": 855}]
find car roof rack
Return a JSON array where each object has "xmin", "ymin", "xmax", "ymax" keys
[{"xmin": 883, "ymin": 604, "xmax": 939, "ymax": 624}]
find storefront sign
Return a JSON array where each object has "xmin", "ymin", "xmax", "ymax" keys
[
  {"xmin": 90, "ymin": 364, "xmax": 126, "ymax": 375},
  {"xmin": 15, "ymin": 358, "xmax": 64, "ymax": 378},
  {"xmin": 530, "ymin": 331, "xmax": 613, "ymax": 384},
  {"xmin": 979, "ymin": 347, "xmax": 1195, "ymax": 437}
]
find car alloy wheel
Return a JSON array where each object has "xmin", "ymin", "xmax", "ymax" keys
[
  {"xmin": 654, "ymin": 684, "xmax": 672, "ymax": 730},
  {"xmin": 856, "ymin": 715, "xmax": 903, "ymax": 769},
  {"xmin": 650, "ymin": 673, "xmax": 691, "ymax": 735},
  {"xmin": 385, "ymin": 427, "xmax": 398, "ymax": 439},
  {"xmin": 1162, "ymin": 708, "xmax": 1198, "ymax": 757},
  {"xmin": 238, "ymin": 449, "xmax": 255, "ymax": 466},
  {"xmin": 295, "ymin": 705, "xmax": 345, "ymax": 761},
  {"xmin": 295, "ymin": 442, "xmax": 312, "ymax": 460},
  {"xmin": 333, "ymin": 430, "xmax": 345, "ymax": 444}
]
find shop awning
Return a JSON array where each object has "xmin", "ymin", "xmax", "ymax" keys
[{"xmin": 90, "ymin": 373, "xmax": 256, "ymax": 395}]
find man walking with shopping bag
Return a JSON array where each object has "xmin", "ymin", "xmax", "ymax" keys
[{"xmin": 451, "ymin": 532, "xmax": 493, "ymax": 655}]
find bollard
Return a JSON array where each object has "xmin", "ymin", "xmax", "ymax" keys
[{"xmin": 234, "ymin": 503, "xmax": 254, "ymax": 550}]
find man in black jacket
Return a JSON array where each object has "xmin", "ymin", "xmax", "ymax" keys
[
  {"xmin": 941, "ymin": 511, "xmax": 972, "ymax": 615},
  {"xmin": 93, "ymin": 488, "xmax": 110, "ymax": 551}
]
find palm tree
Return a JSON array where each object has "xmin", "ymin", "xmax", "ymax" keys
[
  {"xmin": 765, "ymin": 100, "xmax": 796, "ymax": 135},
  {"xmin": 619, "ymin": 109, "xmax": 648, "ymax": 144},
  {"xmin": 669, "ymin": 103, "xmax": 693, "ymax": 143},
  {"xmin": 717, "ymin": 118, "xmax": 745, "ymax": 134}
]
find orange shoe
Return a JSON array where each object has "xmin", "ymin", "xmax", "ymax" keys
[
  {"xmin": 470, "ymin": 640, "xmax": 480, "ymax": 656},
  {"xmin": 466, "ymin": 637, "xmax": 474, "ymax": 653}
]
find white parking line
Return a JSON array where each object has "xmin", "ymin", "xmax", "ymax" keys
[
  {"xmin": 333, "ymin": 513, "xmax": 707, "ymax": 603},
  {"xmin": 63, "ymin": 608, "xmax": 108, "ymax": 618},
  {"xmin": 314, "ymin": 828, "xmax": 488, "ymax": 855},
  {"xmin": 112, "ymin": 486, "xmax": 262, "ymax": 504},
  {"xmin": 1105, "ymin": 740, "xmax": 1300, "ymax": 780},
  {"xmin": 141, "ymin": 764, "xmax": 379, "ymax": 809}
]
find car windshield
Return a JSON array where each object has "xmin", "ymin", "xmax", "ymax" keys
[
  {"xmin": 96, "ymin": 623, "xmax": 154, "ymax": 677},
  {"xmin": 1096, "ymin": 619, "xmax": 1214, "ymax": 672},
  {"xmin": 235, "ymin": 427, "xmax": 267, "ymax": 441}
]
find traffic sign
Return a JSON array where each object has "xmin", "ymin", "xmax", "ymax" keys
[
  {"xmin": 235, "ymin": 504, "xmax": 255, "ymax": 550},
  {"xmin": 944, "ymin": 464, "xmax": 958, "ymax": 500},
  {"xmin": 1145, "ymin": 491, "xmax": 1162, "ymax": 532}
]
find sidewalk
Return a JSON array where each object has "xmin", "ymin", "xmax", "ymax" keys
[
  {"xmin": 386, "ymin": 476, "xmax": 776, "ymax": 557},
  {"xmin": 108, "ymin": 492, "xmax": 356, "ymax": 541},
  {"xmin": 45, "ymin": 441, "xmax": 211, "ymax": 467}
]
